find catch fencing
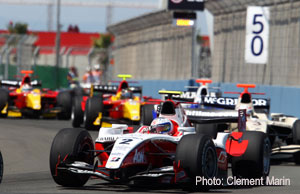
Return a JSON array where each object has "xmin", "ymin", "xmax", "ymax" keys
[
  {"xmin": 206, "ymin": 0, "xmax": 300, "ymax": 86},
  {"xmin": 0, "ymin": 33, "xmax": 107, "ymax": 88}
]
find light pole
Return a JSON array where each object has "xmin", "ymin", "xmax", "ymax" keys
[{"xmin": 55, "ymin": 0, "xmax": 61, "ymax": 89}]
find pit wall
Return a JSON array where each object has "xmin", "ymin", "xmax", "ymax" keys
[{"xmin": 132, "ymin": 80, "xmax": 300, "ymax": 118}]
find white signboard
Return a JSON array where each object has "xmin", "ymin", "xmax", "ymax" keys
[{"xmin": 245, "ymin": 6, "xmax": 270, "ymax": 64}]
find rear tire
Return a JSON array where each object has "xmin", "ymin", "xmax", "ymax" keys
[
  {"xmin": 141, "ymin": 104, "xmax": 155, "ymax": 126},
  {"xmin": 232, "ymin": 131, "xmax": 271, "ymax": 179},
  {"xmin": 57, "ymin": 91, "xmax": 72, "ymax": 120},
  {"xmin": 175, "ymin": 134, "xmax": 217, "ymax": 191},
  {"xmin": 85, "ymin": 96, "xmax": 103, "ymax": 131},
  {"xmin": 72, "ymin": 96, "xmax": 84, "ymax": 127},
  {"xmin": 49, "ymin": 128, "xmax": 94, "ymax": 187},
  {"xmin": 195, "ymin": 124, "xmax": 218, "ymax": 139}
]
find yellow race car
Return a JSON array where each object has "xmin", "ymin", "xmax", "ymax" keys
[
  {"xmin": 0, "ymin": 70, "xmax": 72, "ymax": 119},
  {"xmin": 72, "ymin": 75, "xmax": 146, "ymax": 130}
]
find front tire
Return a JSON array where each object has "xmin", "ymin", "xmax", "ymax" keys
[
  {"xmin": 175, "ymin": 134, "xmax": 217, "ymax": 191},
  {"xmin": 232, "ymin": 131, "xmax": 271, "ymax": 179},
  {"xmin": 141, "ymin": 104, "xmax": 155, "ymax": 126},
  {"xmin": 50, "ymin": 128, "xmax": 94, "ymax": 187},
  {"xmin": 85, "ymin": 96, "xmax": 103, "ymax": 130},
  {"xmin": 72, "ymin": 96, "xmax": 84, "ymax": 127}
]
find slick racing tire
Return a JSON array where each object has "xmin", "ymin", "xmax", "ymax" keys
[
  {"xmin": 50, "ymin": 128, "xmax": 94, "ymax": 187},
  {"xmin": 292, "ymin": 120, "xmax": 300, "ymax": 144},
  {"xmin": 85, "ymin": 96, "xmax": 103, "ymax": 131},
  {"xmin": 293, "ymin": 151, "xmax": 300, "ymax": 165},
  {"xmin": 292, "ymin": 120, "xmax": 300, "ymax": 164},
  {"xmin": 0, "ymin": 89, "xmax": 9, "ymax": 117},
  {"xmin": 57, "ymin": 91, "xmax": 72, "ymax": 120},
  {"xmin": 232, "ymin": 131, "xmax": 271, "ymax": 180},
  {"xmin": 141, "ymin": 104, "xmax": 155, "ymax": 126},
  {"xmin": 195, "ymin": 124, "xmax": 218, "ymax": 139},
  {"xmin": 0, "ymin": 151, "xmax": 3, "ymax": 184},
  {"xmin": 72, "ymin": 96, "xmax": 84, "ymax": 128},
  {"xmin": 72, "ymin": 87, "xmax": 85, "ymax": 97},
  {"xmin": 175, "ymin": 134, "xmax": 217, "ymax": 191}
]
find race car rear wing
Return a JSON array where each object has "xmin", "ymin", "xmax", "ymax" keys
[
  {"xmin": 93, "ymin": 84, "xmax": 142, "ymax": 94},
  {"xmin": 185, "ymin": 108, "xmax": 239, "ymax": 124},
  {"xmin": 171, "ymin": 91, "xmax": 195, "ymax": 102},
  {"xmin": 0, "ymin": 80, "xmax": 42, "ymax": 87},
  {"xmin": 200, "ymin": 96, "xmax": 270, "ymax": 108},
  {"xmin": 179, "ymin": 95, "xmax": 270, "ymax": 111}
]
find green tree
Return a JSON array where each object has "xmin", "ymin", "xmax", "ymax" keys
[
  {"xmin": 92, "ymin": 34, "xmax": 113, "ymax": 66},
  {"xmin": 8, "ymin": 22, "xmax": 28, "ymax": 34},
  {"xmin": 93, "ymin": 34, "xmax": 112, "ymax": 49}
]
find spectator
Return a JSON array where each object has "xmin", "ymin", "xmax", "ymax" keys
[
  {"xmin": 74, "ymin": 25, "xmax": 80, "ymax": 33},
  {"xmin": 92, "ymin": 64, "xmax": 103, "ymax": 84},
  {"xmin": 67, "ymin": 66, "xmax": 79, "ymax": 88},
  {"xmin": 83, "ymin": 67, "xmax": 95, "ymax": 84},
  {"xmin": 67, "ymin": 25, "xmax": 74, "ymax": 32}
]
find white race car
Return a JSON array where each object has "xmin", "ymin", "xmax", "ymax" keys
[
  {"xmin": 194, "ymin": 84, "xmax": 300, "ymax": 164},
  {"xmin": 50, "ymin": 91, "xmax": 270, "ymax": 191},
  {"xmin": 172, "ymin": 79, "xmax": 221, "ymax": 107},
  {"xmin": 230, "ymin": 84, "xmax": 300, "ymax": 164}
]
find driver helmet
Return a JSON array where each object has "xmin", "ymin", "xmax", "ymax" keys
[
  {"xmin": 150, "ymin": 117, "xmax": 174, "ymax": 135},
  {"xmin": 121, "ymin": 89, "xmax": 133, "ymax": 99},
  {"xmin": 21, "ymin": 83, "xmax": 32, "ymax": 91}
]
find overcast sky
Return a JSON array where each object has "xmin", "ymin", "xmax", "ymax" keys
[{"xmin": 0, "ymin": 0, "xmax": 211, "ymax": 35}]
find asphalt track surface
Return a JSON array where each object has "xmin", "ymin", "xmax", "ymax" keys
[{"xmin": 1, "ymin": 119, "xmax": 300, "ymax": 194}]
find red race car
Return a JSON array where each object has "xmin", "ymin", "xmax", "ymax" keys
[
  {"xmin": 50, "ymin": 91, "xmax": 271, "ymax": 191},
  {"xmin": 72, "ymin": 75, "xmax": 152, "ymax": 130},
  {"xmin": 0, "ymin": 70, "xmax": 72, "ymax": 119}
]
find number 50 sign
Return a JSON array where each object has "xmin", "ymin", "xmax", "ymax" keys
[{"xmin": 245, "ymin": 6, "xmax": 270, "ymax": 64}]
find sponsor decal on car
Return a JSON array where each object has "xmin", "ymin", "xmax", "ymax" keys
[
  {"xmin": 177, "ymin": 94, "xmax": 268, "ymax": 107},
  {"xmin": 185, "ymin": 110, "xmax": 238, "ymax": 118},
  {"xmin": 176, "ymin": 91, "xmax": 196, "ymax": 99},
  {"xmin": 133, "ymin": 148, "xmax": 146, "ymax": 163},
  {"xmin": 217, "ymin": 150, "xmax": 228, "ymax": 170},
  {"xmin": 98, "ymin": 136, "xmax": 117, "ymax": 142},
  {"xmin": 110, "ymin": 157, "xmax": 121, "ymax": 162},
  {"xmin": 93, "ymin": 85, "xmax": 118, "ymax": 91}
]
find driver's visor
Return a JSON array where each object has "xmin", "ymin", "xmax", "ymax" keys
[{"xmin": 152, "ymin": 123, "xmax": 171, "ymax": 134}]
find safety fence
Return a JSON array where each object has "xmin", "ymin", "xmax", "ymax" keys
[
  {"xmin": 206, "ymin": 0, "xmax": 300, "ymax": 87},
  {"xmin": 0, "ymin": 33, "xmax": 108, "ymax": 88}
]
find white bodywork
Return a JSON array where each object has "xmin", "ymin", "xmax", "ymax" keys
[
  {"xmin": 233, "ymin": 96, "xmax": 298, "ymax": 134},
  {"xmin": 96, "ymin": 124, "xmax": 229, "ymax": 170}
]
